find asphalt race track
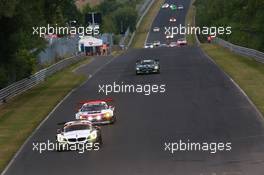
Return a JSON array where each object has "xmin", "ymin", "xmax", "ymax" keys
[{"xmin": 3, "ymin": 0, "xmax": 264, "ymax": 175}]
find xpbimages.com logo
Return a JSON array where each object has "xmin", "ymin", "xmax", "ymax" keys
[
  {"xmin": 32, "ymin": 24, "xmax": 100, "ymax": 37},
  {"xmin": 164, "ymin": 24, "xmax": 232, "ymax": 37}
]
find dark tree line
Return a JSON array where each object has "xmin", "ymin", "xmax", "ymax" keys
[
  {"xmin": 0, "ymin": 0, "xmax": 82, "ymax": 88},
  {"xmin": 195, "ymin": 0, "xmax": 264, "ymax": 51},
  {"xmin": 0, "ymin": 0, "xmax": 138, "ymax": 89},
  {"xmin": 82, "ymin": 0, "xmax": 138, "ymax": 34}
]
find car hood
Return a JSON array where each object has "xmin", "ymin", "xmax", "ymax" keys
[
  {"xmin": 138, "ymin": 64, "xmax": 155, "ymax": 68},
  {"xmin": 63, "ymin": 130, "xmax": 91, "ymax": 139}
]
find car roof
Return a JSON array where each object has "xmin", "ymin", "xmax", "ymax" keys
[
  {"xmin": 64, "ymin": 120, "xmax": 92, "ymax": 127},
  {"xmin": 141, "ymin": 59, "xmax": 155, "ymax": 62},
  {"xmin": 82, "ymin": 101, "xmax": 107, "ymax": 106}
]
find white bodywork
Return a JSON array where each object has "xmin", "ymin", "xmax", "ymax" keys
[
  {"xmin": 153, "ymin": 41, "xmax": 161, "ymax": 46},
  {"xmin": 153, "ymin": 27, "xmax": 160, "ymax": 32},
  {"xmin": 162, "ymin": 3, "xmax": 169, "ymax": 8},
  {"xmin": 57, "ymin": 121, "xmax": 99, "ymax": 145},
  {"xmin": 144, "ymin": 43, "xmax": 154, "ymax": 48},
  {"xmin": 178, "ymin": 5, "xmax": 184, "ymax": 10},
  {"xmin": 166, "ymin": 35, "xmax": 173, "ymax": 39},
  {"xmin": 177, "ymin": 38, "xmax": 187, "ymax": 45},
  {"xmin": 75, "ymin": 101, "xmax": 115, "ymax": 124}
]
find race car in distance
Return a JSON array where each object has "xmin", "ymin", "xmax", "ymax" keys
[
  {"xmin": 169, "ymin": 17, "xmax": 176, "ymax": 22},
  {"xmin": 136, "ymin": 59, "xmax": 160, "ymax": 75},
  {"xmin": 166, "ymin": 34, "xmax": 173, "ymax": 39},
  {"xmin": 144, "ymin": 43, "xmax": 154, "ymax": 48},
  {"xmin": 153, "ymin": 40, "xmax": 161, "ymax": 47},
  {"xmin": 56, "ymin": 120, "xmax": 102, "ymax": 150},
  {"xmin": 178, "ymin": 5, "xmax": 184, "ymax": 10},
  {"xmin": 159, "ymin": 43, "xmax": 168, "ymax": 47},
  {"xmin": 170, "ymin": 4, "xmax": 177, "ymax": 10},
  {"xmin": 75, "ymin": 99, "xmax": 115, "ymax": 124},
  {"xmin": 153, "ymin": 27, "xmax": 160, "ymax": 32},
  {"xmin": 177, "ymin": 38, "xmax": 187, "ymax": 46},
  {"xmin": 169, "ymin": 42, "xmax": 178, "ymax": 47},
  {"xmin": 162, "ymin": 3, "xmax": 169, "ymax": 8}
]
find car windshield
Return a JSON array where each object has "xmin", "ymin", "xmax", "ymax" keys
[
  {"xmin": 81, "ymin": 103, "xmax": 107, "ymax": 112},
  {"xmin": 141, "ymin": 60, "xmax": 154, "ymax": 65},
  {"xmin": 64, "ymin": 124, "xmax": 91, "ymax": 132}
]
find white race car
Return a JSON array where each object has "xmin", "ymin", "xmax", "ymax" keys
[
  {"xmin": 178, "ymin": 5, "xmax": 184, "ymax": 10},
  {"xmin": 144, "ymin": 43, "xmax": 154, "ymax": 48},
  {"xmin": 56, "ymin": 120, "xmax": 102, "ymax": 150},
  {"xmin": 166, "ymin": 35, "xmax": 173, "ymax": 39},
  {"xmin": 162, "ymin": 3, "xmax": 169, "ymax": 8},
  {"xmin": 177, "ymin": 38, "xmax": 187, "ymax": 46},
  {"xmin": 169, "ymin": 42, "xmax": 178, "ymax": 47},
  {"xmin": 75, "ymin": 99, "xmax": 115, "ymax": 124},
  {"xmin": 153, "ymin": 40, "xmax": 161, "ymax": 47},
  {"xmin": 153, "ymin": 27, "xmax": 160, "ymax": 32}
]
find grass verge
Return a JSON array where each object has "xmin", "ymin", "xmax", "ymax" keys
[
  {"xmin": 187, "ymin": 0, "xmax": 264, "ymax": 116},
  {"xmin": 0, "ymin": 57, "xmax": 92, "ymax": 172},
  {"xmin": 185, "ymin": 0, "xmax": 196, "ymax": 45},
  {"xmin": 130, "ymin": 0, "xmax": 165, "ymax": 48},
  {"xmin": 201, "ymin": 44, "xmax": 264, "ymax": 114}
]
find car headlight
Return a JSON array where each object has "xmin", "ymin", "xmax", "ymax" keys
[
  {"xmin": 96, "ymin": 115, "xmax": 102, "ymax": 120},
  {"xmin": 89, "ymin": 131, "xmax": 97, "ymax": 140},
  {"xmin": 88, "ymin": 116, "xmax": 93, "ymax": 121},
  {"xmin": 104, "ymin": 112, "xmax": 112, "ymax": 118},
  {"xmin": 154, "ymin": 66, "xmax": 159, "ymax": 69},
  {"xmin": 57, "ymin": 134, "xmax": 66, "ymax": 142},
  {"xmin": 136, "ymin": 67, "xmax": 140, "ymax": 70}
]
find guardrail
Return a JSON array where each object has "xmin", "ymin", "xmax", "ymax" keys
[
  {"xmin": 213, "ymin": 38, "xmax": 264, "ymax": 63},
  {"xmin": 192, "ymin": 0, "xmax": 264, "ymax": 63},
  {"xmin": 0, "ymin": 54, "xmax": 84, "ymax": 104}
]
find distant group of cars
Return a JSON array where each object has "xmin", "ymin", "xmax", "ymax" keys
[
  {"xmin": 56, "ymin": 2, "xmax": 186, "ymax": 150},
  {"xmin": 162, "ymin": 3, "xmax": 184, "ymax": 10},
  {"xmin": 144, "ymin": 2, "xmax": 187, "ymax": 49},
  {"xmin": 56, "ymin": 99, "xmax": 116, "ymax": 150}
]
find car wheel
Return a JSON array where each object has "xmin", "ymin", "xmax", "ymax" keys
[{"xmin": 109, "ymin": 116, "xmax": 116, "ymax": 124}]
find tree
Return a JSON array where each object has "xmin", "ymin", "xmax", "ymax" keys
[{"xmin": 112, "ymin": 6, "xmax": 138, "ymax": 34}]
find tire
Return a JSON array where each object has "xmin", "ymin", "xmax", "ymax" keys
[
  {"xmin": 110, "ymin": 116, "xmax": 116, "ymax": 124},
  {"xmin": 96, "ymin": 135, "xmax": 103, "ymax": 147}
]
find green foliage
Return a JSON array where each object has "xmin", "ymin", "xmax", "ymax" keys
[
  {"xmin": 113, "ymin": 6, "xmax": 138, "ymax": 33},
  {"xmin": 0, "ymin": 0, "xmax": 82, "ymax": 88},
  {"xmin": 82, "ymin": 0, "xmax": 138, "ymax": 34},
  {"xmin": 195, "ymin": 0, "xmax": 264, "ymax": 52}
]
